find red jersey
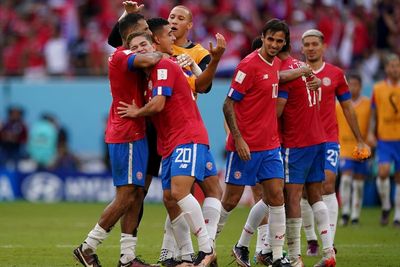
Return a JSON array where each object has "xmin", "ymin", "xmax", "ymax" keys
[
  {"xmin": 105, "ymin": 46, "xmax": 146, "ymax": 143},
  {"xmin": 147, "ymin": 58, "xmax": 209, "ymax": 158},
  {"xmin": 226, "ymin": 50, "xmax": 281, "ymax": 151},
  {"xmin": 313, "ymin": 62, "xmax": 350, "ymax": 142},
  {"xmin": 279, "ymin": 56, "xmax": 326, "ymax": 148}
]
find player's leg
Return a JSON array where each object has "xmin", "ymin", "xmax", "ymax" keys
[
  {"xmin": 301, "ymin": 189, "xmax": 318, "ymax": 256},
  {"xmin": 375, "ymin": 141, "xmax": 393, "ymax": 225},
  {"xmin": 338, "ymin": 159, "xmax": 353, "ymax": 226},
  {"xmin": 350, "ymin": 161, "xmax": 369, "ymax": 224},
  {"xmin": 394, "ymin": 171, "xmax": 400, "ymax": 227}
]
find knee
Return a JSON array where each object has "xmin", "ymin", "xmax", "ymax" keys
[
  {"xmin": 265, "ymin": 189, "xmax": 284, "ymax": 206},
  {"xmin": 204, "ymin": 183, "xmax": 223, "ymax": 199},
  {"xmin": 222, "ymin": 195, "xmax": 240, "ymax": 212},
  {"xmin": 322, "ymin": 181, "xmax": 335, "ymax": 195}
]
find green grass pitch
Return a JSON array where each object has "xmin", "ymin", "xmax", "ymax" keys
[{"xmin": 0, "ymin": 202, "xmax": 399, "ymax": 266}]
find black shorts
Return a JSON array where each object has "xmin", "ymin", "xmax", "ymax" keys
[{"xmin": 146, "ymin": 120, "xmax": 161, "ymax": 177}]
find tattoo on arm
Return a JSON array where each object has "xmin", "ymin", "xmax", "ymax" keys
[{"xmin": 223, "ymin": 98, "xmax": 241, "ymax": 139}]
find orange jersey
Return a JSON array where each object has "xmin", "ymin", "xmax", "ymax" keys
[
  {"xmin": 336, "ymin": 96, "xmax": 371, "ymax": 158},
  {"xmin": 372, "ymin": 80, "xmax": 400, "ymax": 140}
]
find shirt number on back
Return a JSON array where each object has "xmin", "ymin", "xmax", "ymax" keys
[
  {"xmin": 326, "ymin": 149, "xmax": 338, "ymax": 167},
  {"xmin": 175, "ymin": 148, "xmax": 192, "ymax": 163}
]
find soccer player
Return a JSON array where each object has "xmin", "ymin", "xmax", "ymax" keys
[
  {"xmin": 369, "ymin": 54, "xmax": 400, "ymax": 227},
  {"xmin": 300, "ymin": 29, "xmax": 370, "ymax": 255},
  {"xmin": 118, "ymin": 31, "xmax": 218, "ymax": 267},
  {"xmin": 337, "ymin": 73, "xmax": 371, "ymax": 226},
  {"xmin": 73, "ymin": 14, "xmax": 162, "ymax": 267},
  {"xmin": 276, "ymin": 42, "xmax": 335, "ymax": 267},
  {"xmin": 219, "ymin": 19, "xmax": 289, "ymax": 267}
]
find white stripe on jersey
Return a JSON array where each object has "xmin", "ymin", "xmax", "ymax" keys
[
  {"xmin": 128, "ymin": 143, "xmax": 133, "ymax": 184},
  {"xmin": 225, "ymin": 152, "xmax": 234, "ymax": 183},
  {"xmin": 191, "ymin": 144, "xmax": 197, "ymax": 177},
  {"xmin": 228, "ymin": 88, "xmax": 234, "ymax": 97}
]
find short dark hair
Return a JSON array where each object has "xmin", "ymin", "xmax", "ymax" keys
[
  {"xmin": 347, "ymin": 72, "xmax": 362, "ymax": 84},
  {"xmin": 147, "ymin": 17, "xmax": 169, "ymax": 35},
  {"xmin": 119, "ymin": 13, "xmax": 145, "ymax": 41},
  {"xmin": 251, "ymin": 36, "xmax": 263, "ymax": 50},
  {"xmin": 261, "ymin": 19, "xmax": 289, "ymax": 40},
  {"xmin": 126, "ymin": 31, "xmax": 153, "ymax": 47},
  {"xmin": 384, "ymin": 53, "xmax": 400, "ymax": 66}
]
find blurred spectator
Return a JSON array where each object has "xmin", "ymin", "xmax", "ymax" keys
[
  {"xmin": 27, "ymin": 114, "xmax": 58, "ymax": 170},
  {"xmin": 0, "ymin": 106, "xmax": 28, "ymax": 169},
  {"xmin": 44, "ymin": 25, "xmax": 70, "ymax": 76}
]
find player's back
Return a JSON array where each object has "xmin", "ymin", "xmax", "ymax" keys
[
  {"xmin": 313, "ymin": 62, "xmax": 350, "ymax": 142},
  {"xmin": 336, "ymin": 96, "xmax": 370, "ymax": 158},
  {"xmin": 279, "ymin": 56, "xmax": 326, "ymax": 148},
  {"xmin": 106, "ymin": 47, "xmax": 146, "ymax": 143},
  {"xmin": 372, "ymin": 80, "xmax": 400, "ymax": 140},
  {"xmin": 148, "ymin": 58, "xmax": 209, "ymax": 157}
]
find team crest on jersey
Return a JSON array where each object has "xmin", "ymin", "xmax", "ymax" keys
[
  {"xmin": 322, "ymin": 77, "xmax": 331, "ymax": 86},
  {"xmin": 234, "ymin": 171, "xmax": 242, "ymax": 179},
  {"xmin": 136, "ymin": 171, "xmax": 143, "ymax": 180},
  {"xmin": 235, "ymin": 70, "xmax": 246, "ymax": 84},
  {"xmin": 206, "ymin": 162, "xmax": 213, "ymax": 170},
  {"xmin": 157, "ymin": 69, "xmax": 168, "ymax": 80}
]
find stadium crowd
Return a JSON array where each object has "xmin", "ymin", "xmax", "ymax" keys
[{"xmin": 1, "ymin": 0, "xmax": 400, "ymax": 79}]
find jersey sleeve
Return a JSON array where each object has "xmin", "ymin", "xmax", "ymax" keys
[
  {"xmin": 227, "ymin": 62, "xmax": 254, "ymax": 101},
  {"xmin": 115, "ymin": 49, "xmax": 137, "ymax": 72},
  {"xmin": 278, "ymin": 84, "xmax": 289, "ymax": 99},
  {"xmin": 335, "ymin": 70, "xmax": 351, "ymax": 102},
  {"xmin": 151, "ymin": 59, "xmax": 176, "ymax": 97}
]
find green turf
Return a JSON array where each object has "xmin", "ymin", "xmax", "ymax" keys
[{"xmin": 0, "ymin": 202, "xmax": 399, "ymax": 266}]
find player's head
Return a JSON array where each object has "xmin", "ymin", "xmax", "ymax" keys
[
  {"xmin": 147, "ymin": 17, "xmax": 176, "ymax": 55},
  {"xmin": 168, "ymin": 5, "xmax": 193, "ymax": 40},
  {"xmin": 251, "ymin": 36, "xmax": 263, "ymax": 51},
  {"xmin": 384, "ymin": 53, "xmax": 400, "ymax": 81},
  {"xmin": 127, "ymin": 32, "xmax": 155, "ymax": 54},
  {"xmin": 119, "ymin": 13, "xmax": 151, "ymax": 43},
  {"xmin": 301, "ymin": 29, "xmax": 325, "ymax": 63},
  {"xmin": 260, "ymin": 19, "xmax": 288, "ymax": 58},
  {"xmin": 347, "ymin": 73, "xmax": 362, "ymax": 98}
]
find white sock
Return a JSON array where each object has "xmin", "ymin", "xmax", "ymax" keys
[
  {"xmin": 216, "ymin": 206, "xmax": 231, "ymax": 237},
  {"xmin": 256, "ymin": 224, "xmax": 268, "ymax": 254},
  {"xmin": 339, "ymin": 174, "xmax": 352, "ymax": 216},
  {"xmin": 160, "ymin": 215, "xmax": 176, "ymax": 260},
  {"xmin": 394, "ymin": 184, "xmax": 400, "ymax": 221},
  {"xmin": 312, "ymin": 201, "xmax": 333, "ymax": 250},
  {"xmin": 286, "ymin": 218, "xmax": 302, "ymax": 260},
  {"xmin": 202, "ymin": 197, "xmax": 221, "ymax": 242},
  {"xmin": 268, "ymin": 205, "xmax": 286, "ymax": 261},
  {"xmin": 171, "ymin": 213, "xmax": 194, "ymax": 261},
  {"xmin": 238, "ymin": 200, "xmax": 269, "ymax": 248},
  {"xmin": 322, "ymin": 193, "xmax": 338, "ymax": 242},
  {"xmin": 300, "ymin": 198, "xmax": 317, "ymax": 241},
  {"xmin": 177, "ymin": 194, "xmax": 211, "ymax": 253},
  {"xmin": 351, "ymin": 180, "xmax": 364, "ymax": 220},
  {"xmin": 120, "ymin": 234, "xmax": 136, "ymax": 264},
  {"xmin": 83, "ymin": 223, "xmax": 109, "ymax": 253},
  {"xmin": 376, "ymin": 177, "xmax": 391, "ymax": 210}
]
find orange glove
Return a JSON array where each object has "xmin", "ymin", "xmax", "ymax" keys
[{"xmin": 352, "ymin": 146, "xmax": 371, "ymax": 160}]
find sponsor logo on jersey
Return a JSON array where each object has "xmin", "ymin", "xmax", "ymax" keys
[
  {"xmin": 179, "ymin": 163, "xmax": 188, "ymax": 169},
  {"xmin": 263, "ymin": 74, "xmax": 269, "ymax": 80}
]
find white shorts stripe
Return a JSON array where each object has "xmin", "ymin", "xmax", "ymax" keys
[
  {"xmin": 225, "ymin": 152, "xmax": 234, "ymax": 183},
  {"xmin": 128, "ymin": 142, "xmax": 133, "ymax": 184},
  {"xmin": 284, "ymin": 148, "xmax": 290, "ymax": 183},
  {"xmin": 191, "ymin": 144, "xmax": 197, "ymax": 177}
]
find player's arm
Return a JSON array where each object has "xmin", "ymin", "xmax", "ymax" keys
[
  {"xmin": 118, "ymin": 96, "xmax": 166, "ymax": 118},
  {"xmin": 195, "ymin": 33, "xmax": 226, "ymax": 94},
  {"xmin": 223, "ymin": 97, "xmax": 250, "ymax": 161},
  {"xmin": 108, "ymin": 1, "xmax": 144, "ymax": 48},
  {"xmin": 129, "ymin": 52, "xmax": 163, "ymax": 69},
  {"xmin": 276, "ymin": 98, "xmax": 287, "ymax": 118},
  {"xmin": 279, "ymin": 65, "xmax": 312, "ymax": 83},
  {"xmin": 367, "ymin": 94, "xmax": 377, "ymax": 147}
]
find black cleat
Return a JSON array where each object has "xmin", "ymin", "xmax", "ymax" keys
[
  {"xmin": 306, "ymin": 240, "xmax": 319, "ymax": 256},
  {"xmin": 394, "ymin": 220, "xmax": 400, "ymax": 228},
  {"xmin": 271, "ymin": 257, "xmax": 291, "ymax": 267},
  {"xmin": 158, "ymin": 258, "xmax": 183, "ymax": 267},
  {"xmin": 117, "ymin": 257, "xmax": 153, "ymax": 267},
  {"xmin": 351, "ymin": 218, "xmax": 359, "ymax": 225},
  {"xmin": 380, "ymin": 210, "xmax": 390, "ymax": 226},
  {"xmin": 256, "ymin": 251, "xmax": 273, "ymax": 266},
  {"xmin": 341, "ymin": 214, "xmax": 349, "ymax": 226},
  {"xmin": 193, "ymin": 249, "xmax": 215, "ymax": 266},
  {"xmin": 231, "ymin": 244, "xmax": 250, "ymax": 267},
  {"xmin": 73, "ymin": 244, "xmax": 102, "ymax": 267}
]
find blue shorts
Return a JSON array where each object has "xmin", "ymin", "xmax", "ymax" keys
[
  {"xmin": 377, "ymin": 140, "xmax": 400, "ymax": 172},
  {"xmin": 339, "ymin": 158, "xmax": 370, "ymax": 176},
  {"xmin": 282, "ymin": 143, "xmax": 325, "ymax": 184},
  {"xmin": 224, "ymin": 147, "xmax": 284, "ymax": 186},
  {"xmin": 325, "ymin": 142, "xmax": 340, "ymax": 174},
  {"xmin": 108, "ymin": 138, "xmax": 148, "ymax": 187},
  {"xmin": 160, "ymin": 143, "xmax": 217, "ymax": 190}
]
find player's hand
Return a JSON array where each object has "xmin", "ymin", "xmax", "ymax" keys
[
  {"xmin": 300, "ymin": 65, "xmax": 312, "ymax": 77},
  {"xmin": 235, "ymin": 137, "xmax": 251, "ymax": 161},
  {"xmin": 209, "ymin": 33, "xmax": 226, "ymax": 61},
  {"xmin": 306, "ymin": 76, "xmax": 321, "ymax": 91},
  {"xmin": 123, "ymin": 1, "xmax": 144, "ymax": 14},
  {"xmin": 177, "ymin": 54, "xmax": 194, "ymax": 68},
  {"xmin": 117, "ymin": 99, "xmax": 139, "ymax": 118},
  {"xmin": 352, "ymin": 142, "xmax": 371, "ymax": 161}
]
